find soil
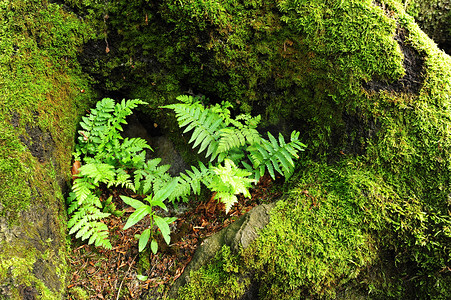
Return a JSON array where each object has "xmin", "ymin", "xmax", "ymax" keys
[{"xmin": 66, "ymin": 174, "xmax": 280, "ymax": 300}]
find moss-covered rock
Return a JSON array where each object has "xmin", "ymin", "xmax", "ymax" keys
[
  {"xmin": 406, "ymin": 0, "xmax": 451, "ymax": 52},
  {"xmin": 0, "ymin": 0, "xmax": 95, "ymax": 298},
  {"xmin": 9, "ymin": 0, "xmax": 449, "ymax": 298},
  {"xmin": 168, "ymin": 1, "xmax": 451, "ymax": 299}
]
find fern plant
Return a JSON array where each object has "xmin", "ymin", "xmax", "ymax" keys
[
  {"xmin": 163, "ymin": 95, "xmax": 306, "ymax": 181},
  {"xmin": 68, "ymin": 98, "xmax": 164, "ymax": 250},
  {"xmin": 207, "ymin": 159, "xmax": 256, "ymax": 213},
  {"xmin": 67, "ymin": 163, "xmax": 119, "ymax": 249},
  {"xmin": 68, "ymin": 98, "xmax": 193, "ymax": 252},
  {"xmin": 162, "ymin": 95, "xmax": 306, "ymax": 212},
  {"xmin": 75, "ymin": 98, "xmax": 150, "ymax": 169},
  {"xmin": 67, "ymin": 95, "xmax": 306, "ymax": 253}
]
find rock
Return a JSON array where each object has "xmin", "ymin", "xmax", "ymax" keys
[
  {"xmin": 123, "ymin": 114, "xmax": 187, "ymax": 176},
  {"xmin": 167, "ymin": 203, "xmax": 275, "ymax": 299}
]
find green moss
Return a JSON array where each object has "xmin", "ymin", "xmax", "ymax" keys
[
  {"xmin": 0, "ymin": 240, "xmax": 65, "ymax": 300},
  {"xmin": 0, "ymin": 0, "xmax": 95, "ymax": 218},
  {"xmin": 177, "ymin": 246, "xmax": 249, "ymax": 300},
  {"xmin": 0, "ymin": 122, "xmax": 33, "ymax": 215},
  {"xmin": 405, "ymin": 0, "xmax": 451, "ymax": 45},
  {"xmin": 243, "ymin": 160, "xmax": 385, "ymax": 298},
  {"xmin": 69, "ymin": 286, "xmax": 89, "ymax": 300},
  {"xmin": 0, "ymin": 0, "xmax": 96, "ymax": 297},
  {"xmin": 29, "ymin": 0, "xmax": 449, "ymax": 298}
]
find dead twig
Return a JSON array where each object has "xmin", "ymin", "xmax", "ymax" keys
[{"xmin": 116, "ymin": 254, "xmax": 137, "ymax": 300}]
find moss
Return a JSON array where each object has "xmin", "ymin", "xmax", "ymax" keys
[
  {"xmin": 0, "ymin": 239, "xmax": 65, "ymax": 300},
  {"xmin": 28, "ymin": 0, "xmax": 449, "ymax": 298},
  {"xmin": 59, "ymin": 0, "xmax": 409, "ymax": 156},
  {"xmin": 0, "ymin": 0, "xmax": 96, "ymax": 298},
  {"xmin": 68, "ymin": 286, "xmax": 89, "ymax": 300},
  {"xmin": 0, "ymin": 0, "xmax": 95, "ymax": 218},
  {"xmin": 405, "ymin": 0, "xmax": 451, "ymax": 46},
  {"xmin": 170, "ymin": 3, "xmax": 450, "ymax": 298},
  {"xmin": 241, "ymin": 160, "xmax": 386, "ymax": 299},
  {"xmin": 177, "ymin": 246, "xmax": 249, "ymax": 300}
]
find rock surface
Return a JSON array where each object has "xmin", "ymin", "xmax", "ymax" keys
[{"xmin": 168, "ymin": 203, "xmax": 275, "ymax": 299}]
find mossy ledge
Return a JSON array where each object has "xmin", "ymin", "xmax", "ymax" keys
[
  {"xmin": 171, "ymin": 1, "xmax": 451, "ymax": 299},
  {"xmin": 0, "ymin": 0, "xmax": 95, "ymax": 298}
]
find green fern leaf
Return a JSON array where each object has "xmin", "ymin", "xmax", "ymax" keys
[
  {"xmin": 209, "ymin": 159, "xmax": 255, "ymax": 213},
  {"xmin": 72, "ymin": 177, "xmax": 95, "ymax": 205},
  {"xmin": 214, "ymin": 192, "xmax": 237, "ymax": 214},
  {"xmin": 246, "ymin": 131, "xmax": 305, "ymax": 180},
  {"xmin": 79, "ymin": 163, "xmax": 116, "ymax": 184},
  {"xmin": 133, "ymin": 159, "xmax": 172, "ymax": 195},
  {"xmin": 217, "ymin": 128, "xmax": 246, "ymax": 153},
  {"xmin": 170, "ymin": 162, "xmax": 210, "ymax": 202},
  {"xmin": 176, "ymin": 94, "xmax": 194, "ymax": 104},
  {"xmin": 163, "ymin": 101, "xmax": 224, "ymax": 160}
]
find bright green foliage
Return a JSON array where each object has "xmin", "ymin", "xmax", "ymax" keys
[
  {"xmin": 246, "ymin": 131, "xmax": 305, "ymax": 180},
  {"xmin": 75, "ymin": 98, "xmax": 150, "ymax": 169},
  {"xmin": 68, "ymin": 94, "xmax": 305, "ymax": 250},
  {"xmin": 67, "ymin": 162, "xmax": 130, "ymax": 249},
  {"xmin": 164, "ymin": 95, "xmax": 225, "ymax": 161},
  {"xmin": 67, "ymin": 98, "xmax": 167, "ymax": 250},
  {"xmin": 134, "ymin": 158, "xmax": 172, "ymax": 195},
  {"xmin": 208, "ymin": 159, "xmax": 256, "ymax": 213},
  {"xmin": 163, "ymin": 95, "xmax": 306, "ymax": 182},
  {"xmin": 67, "ymin": 191, "xmax": 111, "ymax": 249},
  {"xmin": 163, "ymin": 95, "xmax": 306, "ymax": 212},
  {"xmin": 170, "ymin": 161, "xmax": 210, "ymax": 202}
]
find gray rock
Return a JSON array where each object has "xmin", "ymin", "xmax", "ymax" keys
[
  {"xmin": 123, "ymin": 114, "xmax": 187, "ymax": 176},
  {"xmin": 167, "ymin": 202, "xmax": 275, "ymax": 299}
]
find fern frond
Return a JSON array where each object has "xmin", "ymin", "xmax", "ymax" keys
[
  {"xmin": 217, "ymin": 128, "xmax": 247, "ymax": 153},
  {"xmin": 209, "ymin": 159, "xmax": 255, "ymax": 213},
  {"xmin": 121, "ymin": 137, "xmax": 151, "ymax": 154},
  {"xmin": 78, "ymin": 163, "xmax": 116, "ymax": 184},
  {"xmin": 242, "ymin": 127, "xmax": 262, "ymax": 145},
  {"xmin": 72, "ymin": 177, "xmax": 95, "ymax": 205},
  {"xmin": 210, "ymin": 101, "xmax": 234, "ymax": 125},
  {"xmin": 170, "ymin": 162, "xmax": 210, "ymax": 202},
  {"xmin": 214, "ymin": 192, "xmax": 238, "ymax": 215},
  {"xmin": 247, "ymin": 132, "xmax": 305, "ymax": 181},
  {"xmin": 68, "ymin": 203, "xmax": 111, "ymax": 249},
  {"xmin": 76, "ymin": 98, "xmax": 116, "ymax": 152},
  {"xmin": 110, "ymin": 99, "xmax": 148, "ymax": 133},
  {"xmin": 134, "ymin": 158, "xmax": 172, "ymax": 195},
  {"xmin": 163, "ymin": 102, "xmax": 225, "ymax": 160},
  {"xmin": 176, "ymin": 94, "xmax": 195, "ymax": 104},
  {"xmin": 107, "ymin": 168, "xmax": 135, "ymax": 191},
  {"xmin": 88, "ymin": 223, "xmax": 112, "ymax": 249}
]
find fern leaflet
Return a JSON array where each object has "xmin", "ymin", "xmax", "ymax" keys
[
  {"xmin": 170, "ymin": 162, "xmax": 210, "ymax": 202},
  {"xmin": 247, "ymin": 131, "xmax": 306, "ymax": 181},
  {"xmin": 163, "ymin": 100, "xmax": 225, "ymax": 160},
  {"xmin": 209, "ymin": 159, "xmax": 255, "ymax": 213}
]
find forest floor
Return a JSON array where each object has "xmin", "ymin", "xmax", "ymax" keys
[{"xmin": 66, "ymin": 174, "xmax": 281, "ymax": 300}]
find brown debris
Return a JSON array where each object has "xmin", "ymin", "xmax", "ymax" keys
[{"xmin": 66, "ymin": 174, "xmax": 279, "ymax": 299}]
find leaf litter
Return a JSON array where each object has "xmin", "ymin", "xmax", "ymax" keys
[{"xmin": 66, "ymin": 174, "xmax": 280, "ymax": 299}]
